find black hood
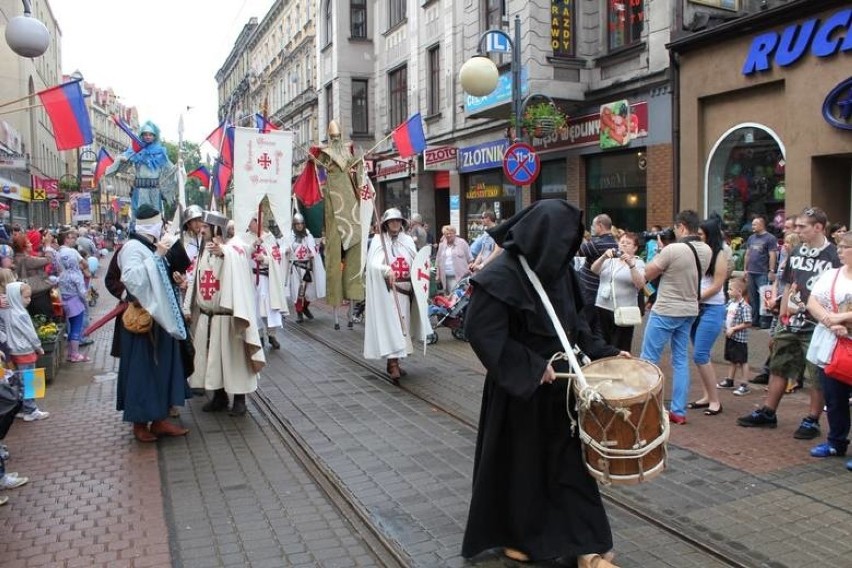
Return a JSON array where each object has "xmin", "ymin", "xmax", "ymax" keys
[{"xmin": 487, "ymin": 199, "xmax": 584, "ymax": 285}]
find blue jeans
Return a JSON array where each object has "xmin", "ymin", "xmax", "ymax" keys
[
  {"xmin": 641, "ymin": 312, "xmax": 695, "ymax": 417},
  {"xmin": 691, "ymin": 304, "xmax": 726, "ymax": 365},
  {"xmin": 820, "ymin": 367, "xmax": 851, "ymax": 452},
  {"xmin": 17, "ymin": 362, "xmax": 38, "ymax": 414},
  {"xmin": 748, "ymin": 273, "xmax": 768, "ymax": 327}
]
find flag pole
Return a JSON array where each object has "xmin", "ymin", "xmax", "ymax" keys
[{"xmin": 0, "ymin": 102, "xmax": 44, "ymax": 117}]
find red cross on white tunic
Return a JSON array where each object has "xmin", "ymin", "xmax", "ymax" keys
[
  {"xmin": 391, "ymin": 256, "xmax": 410, "ymax": 280},
  {"xmin": 199, "ymin": 269, "xmax": 221, "ymax": 301},
  {"xmin": 294, "ymin": 245, "xmax": 309, "ymax": 261},
  {"xmin": 271, "ymin": 245, "xmax": 282, "ymax": 263}
]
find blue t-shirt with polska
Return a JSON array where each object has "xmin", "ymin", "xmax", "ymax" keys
[{"xmin": 783, "ymin": 240, "xmax": 840, "ymax": 332}]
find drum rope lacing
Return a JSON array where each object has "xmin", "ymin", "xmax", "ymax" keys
[{"xmin": 520, "ymin": 256, "xmax": 670, "ymax": 484}]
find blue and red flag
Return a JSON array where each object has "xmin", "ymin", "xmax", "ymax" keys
[
  {"xmin": 93, "ymin": 148, "xmax": 114, "ymax": 186},
  {"xmin": 187, "ymin": 165, "xmax": 211, "ymax": 188},
  {"xmin": 112, "ymin": 115, "xmax": 144, "ymax": 153},
  {"xmin": 205, "ymin": 122, "xmax": 234, "ymax": 168},
  {"xmin": 255, "ymin": 113, "xmax": 279, "ymax": 133},
  {"xmin": 391, "ymin": 113, "xmax": 427, "ymax": 159},
  {"xmin": 37, "ymin": 80, "xmax": 93, "ymax": 151},
  {"xmin": 211, "ymin": 161, "xmax": 232, "ymax": 199}
]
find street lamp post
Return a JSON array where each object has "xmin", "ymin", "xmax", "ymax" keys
[
  {"xmin": 459, "ymin": 15, "xmax": 524, "ymax": 217},
  {"xmin": 77, "ymin": 148, "xmax": 98, "ymax": 222},
  {"xmin": 5, "ymin": 0, "xmax": 50, "ymax": 58}
]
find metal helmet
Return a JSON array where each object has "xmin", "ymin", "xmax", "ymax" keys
[
  {"xmin": 292, "ymin": 213, "xmax": 305, "ymax": 224},
  {"xmin": 380, "ymin": 208, "xmax": 408, "ymax": 230},
  {"xmin": 181, "ymin": 205, "xmax": 204, "ymax": 229}
]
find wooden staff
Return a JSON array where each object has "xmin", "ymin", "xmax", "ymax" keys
[{"xmin": 0, "ymin": 101, "xmax": 43, "ymax": 117}]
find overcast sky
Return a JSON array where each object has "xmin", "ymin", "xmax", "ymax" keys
[{"xmin": 50, "ymin": 0, "xmax": 276, "ymax": 145}]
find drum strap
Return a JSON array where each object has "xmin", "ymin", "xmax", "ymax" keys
[{"xmin": 519, "ymin": 256, "xmax": 605, "ymax": 427}]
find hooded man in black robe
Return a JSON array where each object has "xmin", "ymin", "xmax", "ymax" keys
[{"xmin": 461, "ymin": 200, "xmax": 624, "ymax": 566}]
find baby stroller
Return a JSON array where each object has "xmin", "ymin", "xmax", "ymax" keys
[{"xmin": 426, "ymin": 276, "xmax": 473, "ymax": 344}]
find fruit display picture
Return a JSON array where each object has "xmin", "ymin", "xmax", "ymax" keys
[{"xmin": 599, "ymin": 100, "xmax": 639, "ymax": 149}]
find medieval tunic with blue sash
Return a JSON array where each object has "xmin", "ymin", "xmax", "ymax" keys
[{"xmin": 116, "ymin": 234, "xmax": 188, "ymax": 423}]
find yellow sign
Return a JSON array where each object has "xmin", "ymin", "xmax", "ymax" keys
[
  {"xmin": 33, "ymin": 188, "xmax": 46, "ymax": 201},
  {"xmin": 465, "ymin": 184, "xmax": 502, "ymax": 200}
]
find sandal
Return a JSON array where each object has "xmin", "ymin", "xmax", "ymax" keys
[
  {"xmin": 67, "ymin": 353, "xmax": 91, "ymax": 363},
  {"xmin": 704, "ymin": 405, "xmax": 723, "ymax": 416},
  {"xmin": 503, "ymin": 548, "xmax": 530, "ymax": 562}
]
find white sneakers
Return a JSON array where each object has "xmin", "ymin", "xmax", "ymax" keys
[
  {"xmin": 0, "ymin": 472, "xmax": 29, "ymax": 490},
  {"xmin": 21, "ymin": 409, "xmax": 50, "ymax": 422}
]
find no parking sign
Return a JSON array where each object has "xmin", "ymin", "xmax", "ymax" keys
[{"xmin": 502, "ymin": 142, "xmax": 540, "ymax": 185}]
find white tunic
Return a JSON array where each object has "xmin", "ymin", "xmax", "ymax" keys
[{"xmin": 363, "ymin": 232, "xmax": 431, "ymax": 360}]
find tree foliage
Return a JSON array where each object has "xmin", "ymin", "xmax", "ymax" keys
[{"xmin": 161, "ymin": 140, "xmax": 209, "ymax": 219}]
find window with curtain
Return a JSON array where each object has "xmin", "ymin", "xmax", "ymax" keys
[
  {"xmin": 351, "ymin": 0, "xmax": 367, "ymax": 38},
  {"xmin": 325, "ymin": 83, "xmax": 334, "ymax": 126},
  {"xmin": 352, "ymin": 79, "xmax": 369, "ymax": 134},
  {"xmin": 389, "ymin": 0, "xmax": 406, "ymax": 28},
  {"xmin": 388, "ymin": 66, "xmax": 407, "ymax": 128},
  {"xmin": 324, "ymin": 0, "xmax": 333, "ymax": 46},
  {"xmin": 428, "ymin": 45, "xmax": 440, "ymax": 116},
  {"xmin": 607, "ymin": 0, "xmax": 644, "ymax": 51}
]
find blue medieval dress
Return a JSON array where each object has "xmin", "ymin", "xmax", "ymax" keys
[
  {"xmin": 116, "ymin": 234, "xmax": 188, "ymax": 423},
  {"xmin": 105, "ymin": 121, "xmax": 177, "ymax": 218}
]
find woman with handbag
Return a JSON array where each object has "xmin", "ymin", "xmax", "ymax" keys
[
  {"xmin": 806, "ymin": 231, "xmax": 852, "ymax": 466},
  {"xmin": 689, "ymin": 217, "xmax": 730, "ymax": 416},
  {"xmin": 10, "ymin": 233, "xmax": 54, "ymax": 319},
  {"xmin": 590, "ymin": 231, "xmax": 646, "ymax": 352}
]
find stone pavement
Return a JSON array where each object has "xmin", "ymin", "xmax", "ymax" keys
[{"xmin": 3, "ymin": 260, "xmax": 852, "ymax": 567}]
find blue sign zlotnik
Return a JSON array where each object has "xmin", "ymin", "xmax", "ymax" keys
[{"xmin": 464, "ymin": 67, "xmax": 530, "ymax": 114}]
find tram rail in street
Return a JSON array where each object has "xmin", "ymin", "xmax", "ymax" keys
[{"xmin": 281, "ymin": 319, "xmax": 755, "ymax": 568}]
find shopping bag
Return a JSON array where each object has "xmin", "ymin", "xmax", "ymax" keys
[{"xmin": 20, "ymin": 368, "xmax": 46, "ymax": 399}]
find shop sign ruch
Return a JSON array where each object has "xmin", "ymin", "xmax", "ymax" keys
[
  {"xmin": 374, "ymin": 158, "xmax": 411, "ymax": 182},
  {"xmin": 424, "ymin": 146, "xmax": 458, "ymax": 171},
  {"xmin": 823, "ymin": 77, "xmax": 852, "ymax": 131},
  {"xmin": 532, "ymin": 101, "xmax": 648, "ymax": 152},
  {"xmin": 742, "ymin": 7, "xmax": 852, "ymax": 76},
  {"xmin": 0, "ymin": 154, "xmax": 26, "ymax": 170},
  {"xmin": 458, "ymin": 140, "xmax": 509, "ymax": 173}
]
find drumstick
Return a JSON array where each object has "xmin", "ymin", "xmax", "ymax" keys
[{"xmin": 554, "ymin": 373, "xmax": 624, "ymax": 381}]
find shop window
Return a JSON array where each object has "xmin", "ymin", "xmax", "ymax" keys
[
  {"xmin": 536, "ymin": 160, "xmax": 567, "ymax": 199},
  {"xmin": 707, "ymin": 125, "xmax": 786, "ymax": 240},
  {"xmin": 586, "ymin": 151, "xmax": 646, "ymax": 232},
  {"xmin": 607, "ymin": 0, "xmax": 644, "ymax": 51},
  {"xmin": 464, "ymin": 170, "xmax": 516, "ymax": 240},
  {"xmin": 381, "ymin": 179, "xmax": 410, "ymax": 219}
]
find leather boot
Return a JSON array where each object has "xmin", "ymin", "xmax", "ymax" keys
[
  {"xmin": 303, "ymin": 302, "xmax": 314, "ymax": 320},
  {"xmin": 150, "ymin": 420, "xmax": 189, "ymax": 437},
  {"xmin": 202, "ymin": 389, "xmax": 229, "ymax": 412},
  {"xmin": 387, "ymin": 358, "xmax": 401, "ymax": 385},
  {"xmin": 229, "ymin": 394, "xmax": 247, "ymax": 416},
  {"xmin": 268, "ymin": 335, "xmax": 281, "ymax": 350},
  {"xmin": 296, "ymin": 312, "xmax": 304, "ymax": 323},
  {"xmin": 133, "ymin": 422, "xmax": 157, "ymax": 443}
]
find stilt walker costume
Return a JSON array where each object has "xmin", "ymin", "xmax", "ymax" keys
[
  {"xmin": 364, "ymin": 208, "xmax": 432, "ymax": 383},
  {"xmin": 288, "ymin": 213, "xmax": 326, "ymax": 322},
  {"xmin": 184, "ymin": 211, "xmax": 266, "ymax": 416}
]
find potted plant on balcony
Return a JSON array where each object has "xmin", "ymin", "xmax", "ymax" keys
[{"xmin": 511, "ymin": 102, "xmax": 568, "ymax": 139}]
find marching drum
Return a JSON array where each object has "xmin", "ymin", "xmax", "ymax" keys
[{"xmin": 572, "ymin": 357, "xmax": 668, "ymax": 485}]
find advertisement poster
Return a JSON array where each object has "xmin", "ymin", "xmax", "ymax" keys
[
  {"xmin": 70, "ymin": 192, "xmax": 92, "ymax": 222},
  {"xmin": 599, "ymin": 100, "xmax": 638, "ymax": 149}
]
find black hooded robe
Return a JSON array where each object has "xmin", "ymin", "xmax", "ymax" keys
[{"xmin": 461, "ymin": 200, "xmax": 619, "ymax": 562}]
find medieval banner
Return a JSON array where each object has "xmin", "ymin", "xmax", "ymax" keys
[{"xmin": 232, "ymin": 127, "xmax": 294, "ymax": 238}]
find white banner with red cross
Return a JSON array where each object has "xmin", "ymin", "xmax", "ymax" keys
[
  {"xmin": 232, "ymin": 127, "xmax": 293, "ymax": 238},
  {"xmin": 411, "ymin": 245, "xmax": 434, "ymax": 354}
]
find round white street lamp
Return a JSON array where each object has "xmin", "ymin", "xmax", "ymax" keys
[
  {"xmin": 458, "ymin": 56, "xmax": 499, "ymax": 97},
  {"xmin": 5, "ymin": 0, "xmax": 50, "ymax": 58}
]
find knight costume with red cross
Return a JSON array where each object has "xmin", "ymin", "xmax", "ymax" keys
[{"xmin": 363, "ymin": 208, "xmax": 432, "ymax": 383}]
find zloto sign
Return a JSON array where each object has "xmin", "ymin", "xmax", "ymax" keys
[{"xmin": 423, "ymin": 146, "xmax": 457, "ymax": 171}]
